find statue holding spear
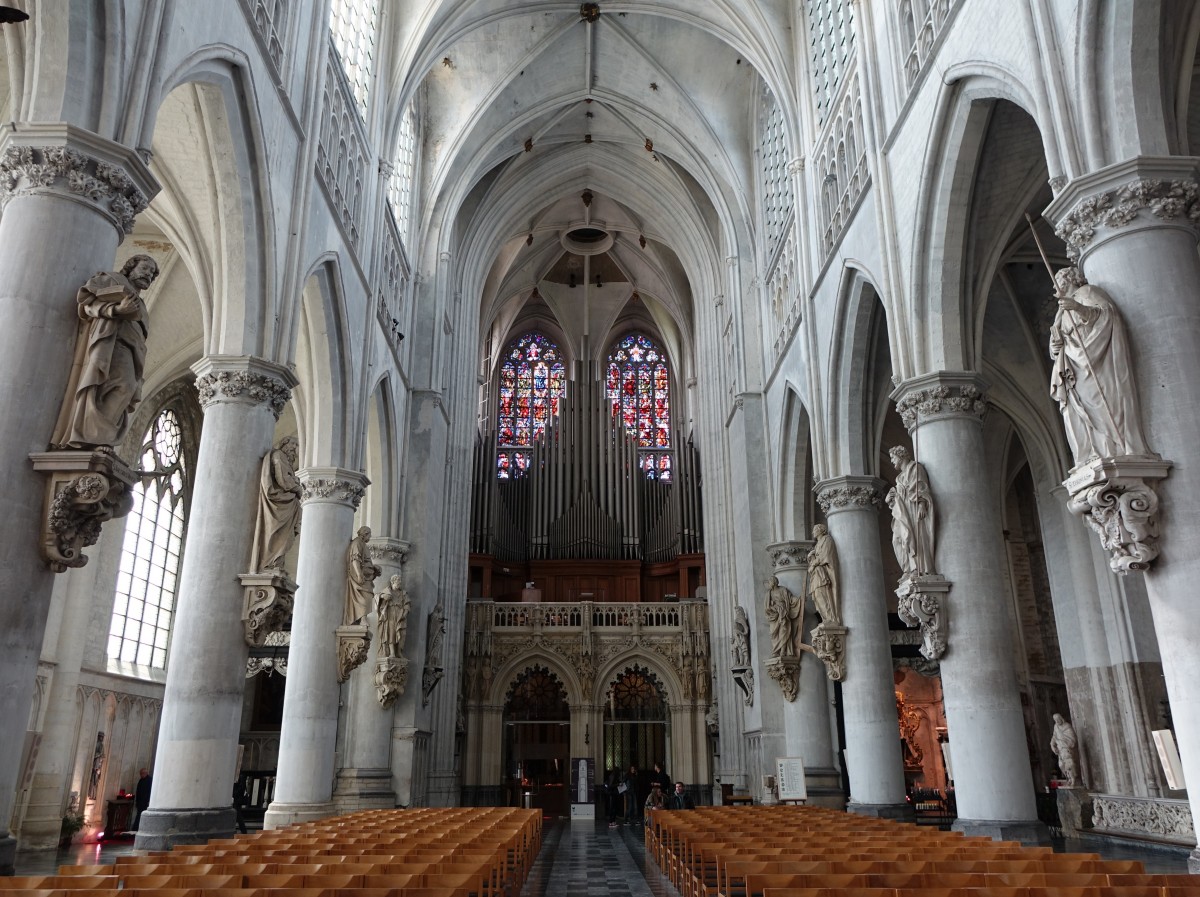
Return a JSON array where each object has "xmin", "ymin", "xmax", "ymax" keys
[{"xmin": 1025, "ymin": 213, "xmax": 1150, "ymax": 466}]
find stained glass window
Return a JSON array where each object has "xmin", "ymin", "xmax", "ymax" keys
[
  {"xmin": 108, "ymin": 407, "xmax": 191, "ymax": 670},
  {"xmin": 606, "ymin": 334, "xmax": 672, "ymax": 480},
  {"xmin": 497, "ymin": 332, "xmax": 566, "ymax": 478}
]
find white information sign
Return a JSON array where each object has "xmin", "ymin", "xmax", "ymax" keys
[
  {"xmin": 1152, "ymin": 729, "xmax": 1186, "ymax": 790},
  {"xmin": 775, "ymin": 756, "xmax": 807, "ymax": 802}
]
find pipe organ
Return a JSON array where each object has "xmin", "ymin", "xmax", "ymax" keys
[{"xmin": 470, "ymin": 373, "xmax": 704, "ymax": 564}]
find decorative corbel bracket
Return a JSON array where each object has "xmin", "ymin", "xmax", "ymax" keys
[
  {"xmin": 336, "ymin": 623, "xmax": 372, "ymax": 683},
  {"xmin": 810, "ymin": 622, "xmax": 847, "ymax": 682},
  {"xmin": 239, "ymin": 571, "xmax": 297, "ymax": 647},
  {"xmin": 374, "ymin": 655, "xmax": 409, "ymax": 707},
  {"xmin": 896, "ymin": 574, "xmax": 950, "ymax": 661},
  {"xmin": 30, "ymin": 449, "xmax": 137, "ymax": 572},
  {"xmin": 421, "ymin": 664, "xmax": 444, "ymax": 707},
  {"xmin": 765, "ymin": 655, "xmax": 801, "ymax": 703},
  {"xmin": 730, "ymin": 665, "xmax": 755, "ymax": 706},
  {"xmin": 1063, "ymin": 455, "xmax": 1172, "ymax": 574}
]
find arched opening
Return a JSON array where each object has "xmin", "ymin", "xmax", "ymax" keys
[
  {"xmin": 603, "ymin": 665, "xmax": 669, "ymax": 800},
  {"xmin": 502, "ymin": 665, "xmax": 570, "ymax": 815}
]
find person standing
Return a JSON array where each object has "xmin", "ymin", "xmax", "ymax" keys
[
  {"xmin": 651, "ymin": 761, "xmax": 671, "ymax": 793},
  {"xmin": 622, "ymin": 764, "xmax": 640, "ymax": 824},
  {"xmin": 133, "ymin": 768, "xmax": 152, "ymax": 830}
]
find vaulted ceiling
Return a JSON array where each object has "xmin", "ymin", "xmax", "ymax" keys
[{"xmin": 383, "ymin": 1, "xmax": 798, "ymax": 366}]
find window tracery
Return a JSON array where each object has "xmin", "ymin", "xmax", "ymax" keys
[
  {"xmin": 388, "ymin": 102, "xmax": 419, "ymax": 244},
  {"xmin": 758, "ymin": 86, "xmax": 792, "ymax": 261},
  {"xmin": 329, "ymin": 0, "xmax": 378, "ymax": 114},
  {"xmin": 806, "ymin": 0, "xmax": 856, "ymax": 122},
  {"xmin": 606, "ymin": 334, "xmax": 672, "ymax": 480},
  {"xmin": 107, "ymin": 406, "xmax": 191, "ymax": 670},
  {"xmin": 496, "ymin": 332, "xmax": 566, "ymax": 479}
]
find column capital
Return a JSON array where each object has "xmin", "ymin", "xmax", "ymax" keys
[
  {"xmin": 815, "ymin": 476, "xmax": 887, "ymax": 514},
  {"xmin": 298, "ymin": 467, "xmax": 369, "ymax": 508},
  {"xmin": 193, "ymin": 355, "xmax": 298, "ymax": 420},
  {"xmin": 891, "ymin": 371, "xmax": 988, "ymax": 431},
  {"xmin": 0, "ymin": 124, "xmax": 158, "ymax": 236},
  {"xmin": 1045, "ymin": 156, "xmax": 1200, "ymax": 258},
  {"xmin": 368, "ymin": 537, "xmax": 411, "ymax": 568},
  {"xmin": 766, "ymin": 540, "xmax": 812, "ymax": 573}
]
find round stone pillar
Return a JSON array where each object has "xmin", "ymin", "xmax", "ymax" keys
[
  {"xmin": 136, "ymin": 357, "xmax": 296, "ymax": 850},
  {"xmin": 1047, "ymin": 158, "xmax": 1200, "ymax": 867},
  {"xmin": 334, "ymin": 538, "xmax": 410, "ymax": 812},
  {"xmin": 264, "ymin": 469, "xmax": 368, "ymax": 828},
  {"xmin": 766, "ymin": 541, "xmax": 842, "ymax": 807},
  {"xmin": 892, "ymin": 372, "xmax": 1046, "ymax": 842},
  {"xmin": 0, "ymin": 127, "xmax": 155, "ymax": 870},
  {"xmin": 815, "ymin": 477, "xmax": 909, "ymax": 817}
]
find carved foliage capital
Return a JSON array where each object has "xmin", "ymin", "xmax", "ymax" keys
[
  {"xmin": 299, "ymin": 469, "xmax": 368, "ymax": 508},
  {"xmin": 1056, "ymin": 177, "xmax": 1200, "ymax": 254},
  {"xmin": 336, "ymin": 624, "xmax": 372, "ymax": 683},
  {"xmin": 766, "ymin": 540, "xmax": 810, "ymax": 571},
  {"xmin": 0, "ymin": 142, "xmax": 148, "ymax": 233},
  {"xmin": 368, "ymin": 538, "xmax": 411, "ymax": 568},
  {"xmin": 195, "ymin": 367, "xmax": 293, "ymax": 419},
  {"xmin": 374, "ymin": 655, "xmax": 409, "ymax": 707},
  {"xmin": 816, "ymin": 478, "xmax": 884, "ymax": 514},
  {"xmin": 894, "ymin": 376, "xmax": 987, "ymax": 431}
]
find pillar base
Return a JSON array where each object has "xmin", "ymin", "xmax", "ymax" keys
[
  {"xmin": 332, "ymin": 768, "xmax": 396, "ymax": 814},
  {"xmin": 847, "ymin": 801, "xmax": 915, "ymax": 821},
  {"xmin": 133, "ymin": 808, "xmax": 236, "ymax": 851},
  {"xmin": 805, "ymin": 767, "xmax": 847, "ymax": 810},
  {"xmin": 262, "ymin": 800, "xmax": 335, "ymax": 830},
  {"xmin": 1187, "ymin": 848, "xmax": 1200, "ymax": 874},
  {"xmin": 0, "ymin": 835, "xmax": 15, "ymax": 876},
  {"xmin": 952, "ymin": 818, "xmax": 1051, "ymax": 845}
]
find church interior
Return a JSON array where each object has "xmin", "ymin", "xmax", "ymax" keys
[{"xmin": 4, "ymin": 0, "xmax": 1200, "ymax": 888}]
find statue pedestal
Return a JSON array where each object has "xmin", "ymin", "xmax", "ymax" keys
[
  {"xmin": 239, "ymin": 571, "xmax": 296, "ymax": 646},
  {"xmin": 765, "ymin": 655, "xmax": 802, "ymax": 702},
  {"xmin": 730, "ymin": 665, "xmax": 754, "ymax": 706},
  {"xmin": 810, "ymin": 623, "xmax": 847, "ymax": 682},
  {"xmin": 374, "ymin": 655, "xmax": 409, "ymax": 707},
  {"xmin": 336, "ymin": 624, "xmax": 371, "ymax": 683},
  {"xmin": 1063, "ymin": 454, "xmax": 1172, "ymax": 574},
  {"xmin": 896, "ymin": 574, "xmax": 950, "ymax": 660},
  {"xmin": 30, "ymin": 449, "xmax": 137, "ymax": 572}
]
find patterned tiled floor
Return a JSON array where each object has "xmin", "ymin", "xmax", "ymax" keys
[{"xmin": 519, "ymin": 818, "xmax": 682, "ymax": 897}]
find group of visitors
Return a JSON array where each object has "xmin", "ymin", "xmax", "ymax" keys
[{"xmin": 604, "ymin": 761, "xmax": 694, "ymax": 827}]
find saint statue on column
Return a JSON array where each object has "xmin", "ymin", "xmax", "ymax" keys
[
  {"xmin": 806, "ymin": 524, "xmax": 840, "ymax": 628},
  {"xmin": 250, "ymin": 436, "xmax": 302, "ymax": 573},
  {"xmin": 343, "ymin": 526, "xmax": 381, "ymax": 625},
  {"xmin": 764, "ymin": 575, "xmax": 800, "ymax": 658},
  {"xmin": 51, "ymin": 255, "xmax": 160, "ymax": 449},
  {"xmin": 1049, "ymin": 266, "xmax": 1149, "ymax": 465},
  {"xmin": 375, "ymin": 573, "xmax": 411, "ymax": 659},
  {"xmin": 886, "ymin": 446, "xmax": 936, "ymax": 578}
]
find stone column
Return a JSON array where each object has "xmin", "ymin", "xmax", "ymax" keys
[
  {"xmin": 892, "ymin": 372, "xmax": 1046, "ymax": 842},
  {"xmin": 263, "ymin": 468, "xmax": 367, "ymax": 828},
  {"xmin": 0, "ymin": 126, "xmax": 155, "ymax": 871},
  {"xmin": 816, "ymin": 477, "xmax": 909, "ymax": 818},
  {"xmin": 333, "ymin": 538, "xmax": 409, "ymax": 812},
  {"xmin": 136, "ymin": 357, "xmax": 295, "ymax": 850},
  {"xmin": 1047, "ymin": 158, "xmax": 1200, "ymax": 868},
  {"xmin": 766, "ymin": 541, "xmax": 842, "ymax": 807}
]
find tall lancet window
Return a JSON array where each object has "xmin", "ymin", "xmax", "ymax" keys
[
  {"xmin": 606, "ymin": 334, "xmax": 672, "ymax": 480},
  {"xmin": 108, "ymin": 405, "xmax": 192, "ymax": 670},
  {"xmin": 496, "ymin": 332, "xmax": 566, "ymax": 478}
]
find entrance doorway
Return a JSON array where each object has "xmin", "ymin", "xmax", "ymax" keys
[
  {"xmin": 503, "ymin": 666, "xmax": 570, "ymax": 816},
  {"xmin": 604, "ymin": 666, "xmax": 668, "ymax": 801}
]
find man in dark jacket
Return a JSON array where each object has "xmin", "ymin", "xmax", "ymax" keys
[
  {"xmin": 666, "ymin": 781, "xmax": 695, "ymax": 810},
  {"xmin": 133, "ymin": 768, "xmax": 152, "ymax": 829}
]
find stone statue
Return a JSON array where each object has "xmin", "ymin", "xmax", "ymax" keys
[
  {"xmin": 806, "ymin": 524, "xmax": 840, "ymax": 628},
  {"xmin": 375, "ymin": 573, "xmax": 411, "ymax": 659},
  {"xmin": 250, "ymin": 436, "xmax": 302, "ymax": 573},
  {"xmin": 764, "ymin": 575, "xmax": 800, "ymax": 658},
  {"xmin": 425, "ymin": 601, "xmax": 446, "ymax": 667},
  {"xmin": 51, "ymin": 255, "xmax": 160, "ymax": 449},
  {"xmin": 1050, "ymin": 712, "xmax": 1081, "ymax": 787},
  {"xmin": 88, "ymin": 731, "xmax": 105, "ymax": 799},
  {"xmin": 343, "ymin": 526, "xmax": 381, "ymax": 625},
  {"xmin": 1049, "ymin": 267, "xmax": 1149, "ymax": 465},
  {"xmin": 731, "ymin": 606, "xmax": 751, "ymax": 667},
  {"xmin": 887, "ymin": 446, "xmax": 936, "ymax": 578}
]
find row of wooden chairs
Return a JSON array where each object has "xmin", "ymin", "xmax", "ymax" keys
[
  {"xmin": 0, "ymin": 807, "xmax": 541, "ymax": 897},
  {"xmin": 643, "ymin": 805, "xmax": 1200, "ymax": 897}
]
